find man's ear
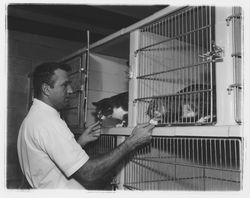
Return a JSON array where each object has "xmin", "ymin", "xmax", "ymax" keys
[{"xmin": 41, "ymin": 83, "xmax": 50, "ymax": 96}]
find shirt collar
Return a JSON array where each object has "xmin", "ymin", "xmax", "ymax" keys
[{"xmin": 33, "ymin": 98, "xmax": 61, "ymax": 118}]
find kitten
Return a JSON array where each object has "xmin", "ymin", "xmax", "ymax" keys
[
  {"xmin": 92, "ymin": 92, "xmax": 128, "ymax": 127},
  {"xmin": 147, "ymin": 84, "xmax": 216, "ymax": 125}
]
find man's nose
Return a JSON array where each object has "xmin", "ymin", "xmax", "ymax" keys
[{"xmin": 67, "ymin": 85, "xmax": 73, "ymax": 94}]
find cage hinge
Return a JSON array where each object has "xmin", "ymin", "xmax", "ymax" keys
[
  {"xmin": 231, "ymin": 53, "xmax": 242, "ymax": 58},
  {"xmin": 226, "ymin": 14, "xmax": 241, "ymax": 26},
  {"xmin": 80, "ymin": 67, "xmax": 86, "ymax": 73},
  {"xmin": 227, "ymin": 83, "xmax": 242, "ymax": 95},
  {"xmin": 199, "ymin": 41, "xmax": 224, "ymax": 62},
  {"xmin": 128, "ymin": 70, "xmax": 135, "ymax": 79},
  {"xmin": 134, "ymin": 50, "xmax": 139, "ymax": 57},
  {"xmin": 81, "ymin": 84, "xmax": 85, "ymax": 91}
]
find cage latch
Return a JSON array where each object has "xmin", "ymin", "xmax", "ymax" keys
[
  {"xmin": 227, "ymin": 83, "xmax": 242, "ymax": 95},
  {"xmin": 226, "ymin": 14, "xmax": 241, "ymax": 26},
  {"xmin": 199, "ymin": 41, "xmax": 224, "ymax": 62}
]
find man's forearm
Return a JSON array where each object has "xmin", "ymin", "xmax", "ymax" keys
[
  {"xmin": 73, "ymin": 123, "xmax": 154, "ymax": 188},
  {"xmin": 73, "ymin": 136, "xmax": 136, "ymax": 185}
]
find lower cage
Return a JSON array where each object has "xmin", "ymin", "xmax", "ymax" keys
[
  {"xmin": 84, "ymin": 135, "xmax": 119, "ymax": 190},
  {"xmin": 85, "ymin": 135, "xmax": 242, "ymax": 190}
]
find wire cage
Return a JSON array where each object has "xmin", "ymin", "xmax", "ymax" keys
[
  {"xmin": 135, "ymin": 6, "xmax": 217, "ymax": 126},
  {"xmin": 123, "ymin": 136, "xmax": 242, "ymax": 190}
]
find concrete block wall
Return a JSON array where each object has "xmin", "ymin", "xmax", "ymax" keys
[{"xmin": 7, "ymin": 30, "xmax": 82, "ymax": 188}]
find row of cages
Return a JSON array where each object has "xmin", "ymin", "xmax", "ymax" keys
[
  {"xmin": 57, "ymin": 6, "xmax": 243, "ymax": 191},
  {"xmin": 84, "ymin": 6, "xmax": 242, "ymax": 191},
  {"xmin": 58, "ymin": 6, "xmax": 242, "ymax": 129},
  {"xmin": 85, "ymin": 135, "xmax": 242, "ymax": 191}
]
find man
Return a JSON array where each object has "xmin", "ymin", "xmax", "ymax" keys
[{"xmin": 17, "ymin": 62, "xmax": 154, "ymax": 189}]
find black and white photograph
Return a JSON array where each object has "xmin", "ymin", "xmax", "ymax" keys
[{"xmin": 1, "ymin": 0, "xmax": 249, "ymax": 196}]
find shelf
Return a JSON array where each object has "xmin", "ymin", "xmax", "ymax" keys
[{"xmin": 101, "ymin": 124, "xmax": 242, "ymax": 137}]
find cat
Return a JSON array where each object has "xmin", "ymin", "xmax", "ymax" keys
[
  {"xmin": 92, "ymin": 92, "xmax": 128, "ymax": 127},
  {"xmin": 147, "ymin": 84, "xmax": 216, "ymax": 125}
]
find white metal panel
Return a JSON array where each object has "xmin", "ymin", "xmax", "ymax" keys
[
  {"xmin": 215, "ymin": 7, "xmax": 235, "ymax": 126},
  {"xmin": 101, "ymin": 125, "xmax": 242, "ymax": 137},
  {"xmin": 129, "ymin": 30, "xmax": 140, "ymax": 127}
]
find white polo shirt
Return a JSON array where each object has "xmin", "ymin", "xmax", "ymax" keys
[{"xmin": 17, "ymin": 99, "xmax": 89, "ymax": 189}]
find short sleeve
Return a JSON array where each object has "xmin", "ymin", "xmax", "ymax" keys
[{"xmin": 37, "ymin": 118, "xmax": 89, "ymax": 177}]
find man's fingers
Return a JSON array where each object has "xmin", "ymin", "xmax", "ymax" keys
[
  {"xmin": 92, "ymin": 126, "xmax": 101, "ymax": 132},
  {"xmin": 145, "ymin": 124, "xmax": 155, "ymax": 131},
  {"xmin": 88, "ymin": 121, "xmax": 100, "ymax": 129},
  {"xmin": 92, "ymin": 130, "xmax": 101, "ymax": 137},
  {"xmin": 137, "ymin": 123, "xmax": 151, "ymax": 128}
]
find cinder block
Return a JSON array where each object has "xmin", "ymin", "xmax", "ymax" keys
[
  {"xmin": 8, "ymin": 74, "xmax": 29, "ymax": 94},
  {"xmin": 7, "ymin": 107, "xmax": 27, "ymax": 131},
  {"xmin": 7, "ymin": 38, "xmax": 21, "ymax": 57},
  {"xmin": 8, "ymin": 56, "xmax": 32, "ymax": 76},
  {"xmin": 7, "ymin": 124, "xmax": 21, "ymax": 141},
  {"xmin": 7, "ymin": 91, "xmax": 29, "ymax": 108},
  {"xmin": 7, "ymin": 143, "xmax": 19, "ymax": 164},
  {"xmin": 6, "ymin": 164, "xmax": 22, "ymax": 181}
]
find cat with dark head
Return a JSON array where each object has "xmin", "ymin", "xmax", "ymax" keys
[{"xmin": 92, "ymin": 92, "xmax": 128, "ymax": 127}]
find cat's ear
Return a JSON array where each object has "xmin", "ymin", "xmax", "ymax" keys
[{"xmin": 92, "ymin": 102, "xmax": 98, "ymax": 106}]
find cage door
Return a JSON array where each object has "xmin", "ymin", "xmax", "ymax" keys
[{"xmin": 134, "ymin": 6, "xmax": 217, "ymax": 126}]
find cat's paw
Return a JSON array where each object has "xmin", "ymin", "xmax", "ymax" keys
[
  {"xmin": 115, "ymin": 123, "xmax": 124, "ymax": 128},
  {"xmin": 149, "ymin": 118, "xmax": 159, "ymax": 125},
  {"xmin": 197, "ymin": 115, "xmax": 211, "ymax": 123}
]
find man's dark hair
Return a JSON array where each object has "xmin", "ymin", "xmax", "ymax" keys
[{"xmin": 32, "ymin": 62, "xmax": 71, "ymax": 98}]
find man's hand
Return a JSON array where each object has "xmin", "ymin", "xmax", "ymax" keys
[
  {"xmin": 127, "ymin": 123, "xmax": 155, "ymax": 149},
  {"xmin": 77, "ymin": 122, "xmax": 101, "ymax": 147}
]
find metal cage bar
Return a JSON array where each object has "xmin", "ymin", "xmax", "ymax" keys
[{"xmin": 135, "ymin": 6, "xmax": 216, "ymax": 126}]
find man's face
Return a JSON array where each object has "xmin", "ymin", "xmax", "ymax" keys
[{"xmin": 48, "ymin": 68, "xmax": 73, "ymax": 110}]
